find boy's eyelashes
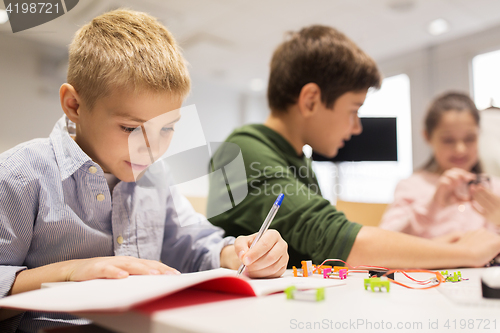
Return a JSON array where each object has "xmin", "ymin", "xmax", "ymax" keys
[
  {"xmin": 349, "ymin": 110, "xmax": 359, "ymax": 119},
  {"xmin": 121, "ymin": 125, "xmax": 138, "ymax": 133},
  {"xmin": 120, "ymin": 125, "xmax": 175, "ymax": 134},
  {"xmin": 161, "ymin": 127, "xmax": 175, "ymax": 135}
]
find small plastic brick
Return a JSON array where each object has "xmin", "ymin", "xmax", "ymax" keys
[
  {"xmin": 441, "ymin": 271, "xmax": 453, "ymax": 282},
  {"xmin": 306, "ymin": 261, "xmax": 314, "ymax": 276},
  {"xmin": 333, "ymin": 266, "xmax": 349, "ymax": 277},
  {"xmin": 315, "ymin": 265, "xmax": 332, "ymax": 274},
  {"xmin": 442, "ymin": 271, "xmax": 465, "ymax": 283},
  {"xmin": 285, "ymin": 286, "xmax": 296, "ymax": 299},
  {"xmin": 293, "ymin": 266, "xmax": 298, "ymax": 277},
  {"xmin": 301, "ymin": 261, "xmax": 308, "ymax": 277},
  {"xmin": 338, "ymin": 269, "xmax": 347, "ymax": 280},
  {"xmin": 316, "ymin": 288, "xmax": 325, "ymax": 301},
  {"xmin": 364, "ymin": 277, "xmax": 390, "ymax": 292},
  {"xmin": 301, "ymin": 260, "xmax": 314, "ymax": 277},
  {"xmin": 333, "ymin": 266, "xmax": 348, "ymax": 273},
  {"xmin": 285, "ymin": 286, "xmax": 325, "ymax": 302},
  {"xmin": 323, "ymin": 267, "xmax": 332, "ymax": 279}
]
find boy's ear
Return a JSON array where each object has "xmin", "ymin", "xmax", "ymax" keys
[
  {"xmin": 297, "ymin": 83, "xmax": 322, "ymax": 118},
  {"xmin": 60, "ymin": 83, "xmax": 82, "ymax": 123}
]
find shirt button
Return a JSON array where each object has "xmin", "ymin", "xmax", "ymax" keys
[
  {"xmin": 96, "ymin": 194, "xmax": 105, "ymax": 201},
  {"xmin": 89, "ymin": 166, "xmax": 97, "ymax": 174},
  {"xmin": 117, "ymin": 236, "xmax": 124, "ymax": 244}
]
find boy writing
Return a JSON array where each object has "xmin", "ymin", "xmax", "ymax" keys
[
  {"xmin": 208, "ymin": 25, "xmax": 500, "ymax": 269},
  {"xmin": 0, "ymin": 9, "xmax": 288, "ymax": 332}
]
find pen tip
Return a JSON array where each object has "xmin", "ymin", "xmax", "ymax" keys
[{"xmin": 276, "ymin": 193, "xmax": 284, "ymax": 206}]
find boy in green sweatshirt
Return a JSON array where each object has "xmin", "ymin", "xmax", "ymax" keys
[{"xmin": 208, "ymin": 25, "xmax": 500, "ymax": 269}]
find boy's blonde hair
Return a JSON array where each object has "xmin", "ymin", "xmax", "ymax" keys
[{"xmin": 68, "ymin": 9, "xmax": 190, "ymax": 110}]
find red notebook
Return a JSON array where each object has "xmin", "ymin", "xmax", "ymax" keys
[{"xmin": 0, "ymin": 268, "xmax": 344, "ymax": 314}]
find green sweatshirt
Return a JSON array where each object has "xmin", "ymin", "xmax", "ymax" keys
[{"xmin": 207, "ymin": 124, "xmax": 362, "ymax": 267}]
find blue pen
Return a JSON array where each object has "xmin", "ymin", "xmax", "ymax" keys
[{"xmin": 237, "ymin": 193, "xmax": 285, "ymax": 276}]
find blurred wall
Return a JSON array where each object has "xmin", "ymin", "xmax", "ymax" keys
[
  {"xmin": 378, "ymin": 23, "xmax": 500, "ymax": 170},
  {"xmin": 183, "ymin": 74, "xmax": 242, "ymax": 144},
  {"xmin": 2, "ymin": 22, "xmax": 500, "ymax": 170},
  {"xmin": 0, "ymin": 33, "xmax": 64, "ymax": 153}
]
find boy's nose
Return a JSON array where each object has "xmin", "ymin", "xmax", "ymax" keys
[
  {"xmin": 141, "ymin": 130, "xmax": 173, "ymax": 159},
  {"xmin": 352, "ymin": 115, "xmax": 363, "ymax": 135},
  {"xmin": 136, "ymin": 128, "xmax": 159, "ymax": 160}
]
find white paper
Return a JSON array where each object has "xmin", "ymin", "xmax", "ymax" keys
[{"xmin": 0, "ymin": 268, "xmax": 345, "ymax": 313}]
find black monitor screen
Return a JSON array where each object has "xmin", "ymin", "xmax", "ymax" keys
[{"xmin": 312, "ymin": 117, "xmax": 397, "ymax": 162}]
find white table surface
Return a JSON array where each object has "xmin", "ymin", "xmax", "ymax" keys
[{"xmin": 83, "ymin": 268, "xmax": 500, "ymax": 333}]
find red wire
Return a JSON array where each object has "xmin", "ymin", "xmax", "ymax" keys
[
  {"xmin": 319, "ymin": 259, "xmax": 445, "ymax": 289},
  {"xmin": 400, "ymin": 271, "xmax": 434, "ymax": 284},
  {"xmin": 383, "ymin": 269, "xmax": 445, "ymax": 290},
  {"xmin": 319, "ymin": 259, "xmax": 389, "ymax": 271}
]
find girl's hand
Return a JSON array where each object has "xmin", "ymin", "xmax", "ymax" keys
[
  {"xmin": 432, "ymin": 168, "xmax": 476, "ymax": 208},
  {"xmin": 470, "ymin": 184, "xmax": 500, "ymax": 226}
]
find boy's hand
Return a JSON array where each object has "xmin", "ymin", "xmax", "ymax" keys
[
  {"xmin": 470, "ymin": 184, "xmax": 500, "ymax": 226},
  {"xmin": 65, "ymin": 256, "xmax": 180, "ymax": 281},
  {"xmin": 432, "ymin": 230, "xmax": 465, "ymax": 244},
  {"xmin": 235, "ymin": 229, "xmax": 288, "ymax": 278},
  {"xmin": 453, "ymin": 228, "xmax": 500, "ymax": 267}
]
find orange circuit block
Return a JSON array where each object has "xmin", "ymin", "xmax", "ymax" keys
[
  {"xmin": 301, "ymin": 260, "xmax": 314, "ymax": 277},
  {"xmin": 314, "ymin": 265, "xmax": 332, "ymax": 274},
  {"xmin": 333, "ymin": 266, "xmax": 349, "ymax": 275}
]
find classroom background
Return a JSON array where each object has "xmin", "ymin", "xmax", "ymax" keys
[{"xmin": 1, "ymin": 0, "xmax": 500, "ymax": 225}]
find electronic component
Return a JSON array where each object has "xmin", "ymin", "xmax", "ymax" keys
[
  {"xmin": 368, "ymin": 270, "xmax": 394, "ymax": 280},
  {"xmin": 481, "ymin": 267, "xmax": 500, "ymax": 299},
  {"xmin": 364, "ymin": 277, "xmax": 390, "ymax": 292},
  {"xmin": 285, "ymin": 286, "xmax": 325, "ymax": 301}
]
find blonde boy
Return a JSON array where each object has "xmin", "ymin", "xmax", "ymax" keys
[{"xmin": 0, "ymin": 10, "xmax": 288, "ymax": 332}]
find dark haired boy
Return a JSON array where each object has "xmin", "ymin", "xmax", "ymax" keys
[{"xmin": 208, "ymin": 25, "xmax": 500, "ymax": 268}]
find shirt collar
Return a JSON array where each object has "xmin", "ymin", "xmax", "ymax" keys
[{"xmin": 50, "ymin": 116, "xmax": 93, "ymax": 180}]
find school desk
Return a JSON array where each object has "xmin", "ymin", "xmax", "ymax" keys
[{"xmin": 76, "ymin": 267, "xmax": 500, "ymax": 333}]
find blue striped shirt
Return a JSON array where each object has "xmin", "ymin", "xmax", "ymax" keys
[{"xmin": 0, "ymin": 116, "xmax": 234, "ymax": 332}]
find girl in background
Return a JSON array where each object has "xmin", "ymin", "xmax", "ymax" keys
[{"xmin": 380, "ymin": 92, "xmax": 500, "ymax": 240}]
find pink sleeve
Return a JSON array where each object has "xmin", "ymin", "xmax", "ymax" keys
[
  {"xmin": 491, "ymin": 176, "xmax": 500, "ymax": 196},
  {"xmin": 379, "ymin": 176, "xmax": 436, "ymax": 237}
]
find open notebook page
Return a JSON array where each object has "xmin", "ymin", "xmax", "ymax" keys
[{"xmin": 0, "ymin": 268, "xmax": 345, "ymax": 313}]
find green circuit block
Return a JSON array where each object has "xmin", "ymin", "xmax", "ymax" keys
[{"xmin": 364, "ymin": 277, "xmax": 390, "ymax": 292}]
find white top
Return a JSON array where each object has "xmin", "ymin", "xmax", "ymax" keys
[{"xmin": 103, "ymin": 172, "xmax": 120, "ymax": 194}]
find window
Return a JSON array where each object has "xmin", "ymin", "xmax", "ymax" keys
[
  {"xmin": 472, "ymin": 49, "xmax": 500, "ymax": 178},
  {"xmin": 472, "ymin": 49, "xmax": 500, "ymax": 109},
  {"xmin": 313, "ymin": 74, "xmax": 413, "ymax": 204}
]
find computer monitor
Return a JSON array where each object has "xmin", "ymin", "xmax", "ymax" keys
[{"xmin": 312, "ymin": 117, "xmax": 397, "ymax": 162}]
